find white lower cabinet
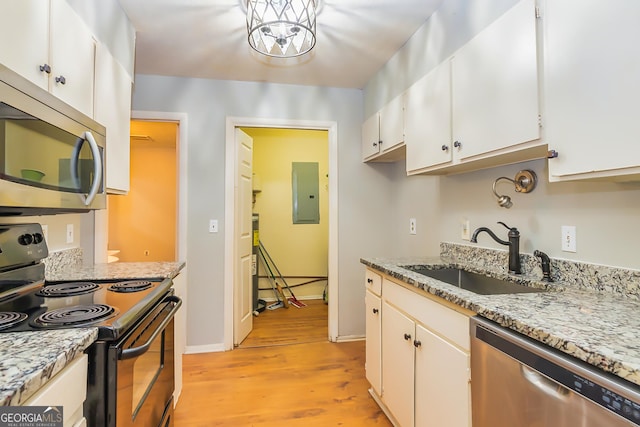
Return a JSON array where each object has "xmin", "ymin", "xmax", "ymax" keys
[
  {"xmin": 365, "ymin": 289, "xmax": 382, "ymax": 396},
  {"xmin": 367, "ymin": 270, "xmax": 472, "ymax": 427},
  {"xmin": 23, "ymin": 354, "xmax": 88, "ymax": 427}
]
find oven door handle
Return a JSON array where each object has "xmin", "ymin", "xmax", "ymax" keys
[{"xmin": 120, "ymin": 295, "xmax": 182, "ymax": 360}]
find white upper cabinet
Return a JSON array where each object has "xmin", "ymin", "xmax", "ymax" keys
[
  {"xmin": 49, "ymin": 0, "xmax": 96, "ymax": 118},
  {"xmin": 544, "ymin": 0, "xmax": 640, "ymax": 181},
  {"xmin": 0, "ymin": 1, "xmax": 50, "ymax": 90},
  {"xmin": 405, "ymin": 60, "xmax": 452, "ymax": 173},
  {"xmin": 0, "ymin": 0, "xmax": 96, "ymax": 118},
  {"xmin": 451, "ymin": 0, "xmax": 541, "ymax": 162},
  {"xmin": 362, "ymin": 112, "xmax": 380, "ymax": 160},
  {"xmin": 95, "ymin": 42, "xmax": 132, "ymax": 194},
  {"xmin": 362, "ymin": 93, "xmax": 405, "ymax": 162}
]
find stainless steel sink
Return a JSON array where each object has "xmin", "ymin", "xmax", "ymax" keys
[{"xmin": 403, "ymin": 266, "xmax": 546, "ymax": 295}]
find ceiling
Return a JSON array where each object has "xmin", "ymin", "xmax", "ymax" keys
[{"xmin": 117, "ymin": 0, "xmax": 444, "ymax": 88}]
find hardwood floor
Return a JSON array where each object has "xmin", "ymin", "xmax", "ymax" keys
[
  {"xmin": 238, "ymin": 299, "xmax": 329, "ymax": 348},
  {"xmin": 174, "ymin": 300, "xmax": 391, "ymax": 426}
]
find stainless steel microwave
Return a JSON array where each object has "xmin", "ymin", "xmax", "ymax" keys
[{"xmin": 0, "ymin": 64, "xmax": 105, "ymax": 215}]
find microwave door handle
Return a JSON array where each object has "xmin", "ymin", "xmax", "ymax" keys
[
  {"xmin": 119, "ymin": 296, "xmax": 182, "ymax": 361},
  {"xmin": 83, "ymin": 131, "xmax": 102, "ymax": 206},
  {"xmin": 69, "ymin": 132, "xmax": 103, "ymax": 206}
]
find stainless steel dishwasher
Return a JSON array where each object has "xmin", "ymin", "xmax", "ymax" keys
[{"xmin": 471, "ymin": 316, "xmax": 640, "ymax": 426}]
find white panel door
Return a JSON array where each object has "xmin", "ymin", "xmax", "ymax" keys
[
  {"xmin": 415, "ymin": 324, "xmax": 471, "ymax": 427},
  {"xmin": 405, "ymin": 60, "xmax": 452, "ymax": 173},
  {"xmin": 452, "ymin": 0, "xmax": 539, "ymax": 160},
  {"xmin": 379, "ymin": 93, "xmax": 404, "ymax": 153},
  {"xmin": 362, "ymin": 112, "xmax": 380, "ymax": 160},
  {"xmin": 234, "ymin": 129, "xmax": 253, "ymax": 345},
  {"xmin": 382, "ymin": 301, "xmax": 415, "ymax": 427},
  {"xmin": 546, "ymin": 0, "xmax": 640, "ymax": 179},
  {"xmin": 0, "ymin": 0, "xmax": 50, "ymax": 90},
  {"xmin": 365, "ymin": 290, "xmax": 382, "ymax": 396}
]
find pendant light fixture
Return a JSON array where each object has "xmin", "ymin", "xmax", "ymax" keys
[{"xmin": 246, "ymin": 0, "xmax": 317, "ymax": 58}]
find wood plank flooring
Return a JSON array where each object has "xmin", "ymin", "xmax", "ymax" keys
[
  {"xmin": 238, "ymin": 299, "xmax": 329, "ymax": 348},
  {"xmin": 174, "ymin": 300, "xmax": 391, "ymax": 426}
]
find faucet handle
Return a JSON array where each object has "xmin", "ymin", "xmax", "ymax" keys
[{"xmin": 497, "ymin": 221, "xmax": 512, "ymax": 230}]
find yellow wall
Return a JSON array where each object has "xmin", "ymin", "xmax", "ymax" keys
[
  {"xmin": 243, "ymin": 127, "xmax": 329, "ymax": 300},
  {"xmin": 108, "ymin": 121, "xmax": 177, "ymax": 262}
]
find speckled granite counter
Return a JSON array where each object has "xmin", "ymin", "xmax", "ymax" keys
[
  {"xmin": 46, "ymin": 261, "xmax": 186, "ymax": 282},
  {"xmin": 0, "ymin": 328, "xmax": 97, "ymax": 406},
  {"xmin": 361, "ymin": 255, "xmax": 640, "ymax": 387}
]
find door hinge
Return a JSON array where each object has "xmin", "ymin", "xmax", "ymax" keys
[
  {"xmin": 535, "ymin": 6, "xmax": 541, "ymax": 18},
  {"xmin": 538, "ymin": 114, "xmax": 542, "ymax": 127}
]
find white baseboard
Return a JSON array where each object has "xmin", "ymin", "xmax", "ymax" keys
[
  {"xmin": 335, "ymin": 334, "xmax": 365, "ymax": 342},
  {"xmin": 185, "ymin": 343, "xmax": 226, "ymax": 354}
]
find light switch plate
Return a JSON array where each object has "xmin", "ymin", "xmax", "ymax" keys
[
  {"xmin": 461, "ymin": 219, "xmax": 470, "ymax": 240},
  {"xmin": 209, "ymin": 219, "xmax": 219, "ymax": 233},
  {"xmin": 66, "ymin": 224, "xmax": 74, "ymax": 244},
  {"xmin": 561, "ymin": 225, "xmax": 576, "ymax": 252}
]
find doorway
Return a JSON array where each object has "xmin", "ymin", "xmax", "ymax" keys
[
  {"xmin": 224, "ymin": 117, "xmax": 339, "ymax": 350},
  {"xmin": 239, "ymin": 127, "xmax": 329, "ymax": 348},
  {"xmin": 108, "ymin": 120, "xmax": 178, "ymax": 261}
]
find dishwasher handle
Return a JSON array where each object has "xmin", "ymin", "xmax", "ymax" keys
[{"xmin": 521, "ymin": 365, "xmax": 570, "ymax": 401}]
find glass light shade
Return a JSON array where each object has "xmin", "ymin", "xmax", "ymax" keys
[{"xmin": 246, "ymin": 0, "xmax": 317, "ymax": 57}]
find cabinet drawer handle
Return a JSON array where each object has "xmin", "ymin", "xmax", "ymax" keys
[
  {"xmin": 403, "ymin": 333, "xmax": 412, "ymax": 341},
  {"xmin": 39, "ymin": 64, "xmax": 51, "ymax": 74},
  {"xmin": 372, "ymin": 308, "xmax": 379, "ymax": 314},
  {"xmin": 453, "ymin": 140, "xmax": 462, "ymax": 149},
  {"xmin": 55, "ymin": 75, "xmax": 66, "ymax": 85},
  {"xmin": 414, "ymin": 340, "xmax": 422, "ymax": 348},
  {"xmin": 367, "ymin": 278, "xmax": 373, "ymax": 283},
  {"xmin": 441, "ymin": 145, "xmax": 449, "ymax": 151}
]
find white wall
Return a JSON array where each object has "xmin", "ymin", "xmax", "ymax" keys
[{"xmin": 131, "ymin": 76, "xmax": 394, "ymax": 346}]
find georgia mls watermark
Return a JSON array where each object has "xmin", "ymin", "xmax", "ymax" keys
[{"xmin": 0, "ymin": 406, "xmax": 63, "ymax": 427}]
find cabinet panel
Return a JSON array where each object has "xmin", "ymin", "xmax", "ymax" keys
[
  {"xmin": 365, "ymin": 290, "xmax": 382, "ymax": 396},
  {"xmin": 49, "ymin": 0, "xmax": 96, "ymax": 118},
  {"xmin": 452, "ymin": 0, "xmax": 539, "ymax": 160},
  {"xmin": 379, "ymin": 93, "xmax": 404, "ymax": 154},
  {"xmin": 405, "ymin": 60, "xmax": 452, "ymax": 173},
  {"xmin": 95, "ymin": 42, "xmax": 132, "ymax": 193},
  {"xmin": 545, "ymin": 0, "xmax": 640, "ymax": 180},
  {"xmin": 0, "ymin": 1, "xmax": 50, "ymax": 90},
  {"xmin": 415, "ymin": 324, "xmax": 471, "ymax": 427},
  {"xmin": 362, "ymin": 113, "xmax": 380, "ymax": 160},
  {"xmin": 382, "ymin": 301, "xmax": 415, "ymax": 427}
]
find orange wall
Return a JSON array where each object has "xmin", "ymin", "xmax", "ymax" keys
[{"xmin": 108, "ymin": 122, "xmax": 177, "ymax": 262}]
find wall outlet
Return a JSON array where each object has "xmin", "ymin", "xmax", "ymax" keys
[
  {"xmin": 409, "ymin": 218, "xmax": 417, "ymax": 235},
  {"xmin": 209, "ymin": 219, "xmax": 219, "ymax": 233},
  {"xmin": 461, "ymin": 219, "xmax": 470, "ymax": 240},
  {"xmin": 561, "ymin": 225, "xmax": 577, "ymax": 252},
  {"xmin": 66, "ymin": 224, "xmax": 74, "ymax": 244}
]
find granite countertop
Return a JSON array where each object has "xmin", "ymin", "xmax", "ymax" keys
[
  {"xmin": 46, "ymin": 261, "xmax": 186, "ymax": 282},
  {"xmin": 362, "ymin": 256, "xmax": 640, "ymax": 387},
  {"xmin": 0, "ymin": 328, "xmax": 98, "ymax": 406}
]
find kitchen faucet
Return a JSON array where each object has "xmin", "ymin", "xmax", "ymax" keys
[{"xmin": 470, "ymin": 222, "xmax": 521, "ymax": 274}]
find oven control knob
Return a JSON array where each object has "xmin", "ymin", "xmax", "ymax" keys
[
  {"xmin": 32, "ymin": 233, "xmax": 44, "ymax": 244},
  {"xmin": 18, "ymin": 234, "xmax": 34, "ymax": 245}
]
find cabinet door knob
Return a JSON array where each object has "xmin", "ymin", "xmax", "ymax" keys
[
  {"xmin": 55, "ymin": 75, "xmax": 66, "ymax": 85},
  {"xmin": 372, "ymin": 141, "xmax": 377, "ymax": 147},
  {"xmin": 453, "ymin": 140, "xmax": 462, "ymax": 148},
  {"xmin": 367, "ymin": 278, "xmax": 373, "ymax": 283},
  {"xmin": 414, "ymin": 340, "xmax": 422, "ymax": 348},
  {"xmin": 441, "ymin": 145, "xmax": 449, "ymax": 151},
  {"xmin": 39, "ymin": 64, "xmax": 51, "ymax": 74},
  {"xmin": 372, "ymin": 308, "xmax": 379, "ymax": 314},
  {"xmin": 403, "ymin": 333, "xmax": 412, "ymax": 341}
]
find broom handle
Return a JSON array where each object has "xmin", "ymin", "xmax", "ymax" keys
[
  {"xmin": 259, "ymin": 241, "xmax": 297, "ymax": 298},
  {"xmin": 258, "ymin": 245, "xmax": 281, "ymax": 302}
]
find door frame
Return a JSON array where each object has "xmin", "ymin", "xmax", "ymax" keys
[
  {"xmin": 224, "ymin": 117, "xmax": 339, "ymax": 350},
  {"xmin": 130, "ymin": 110, "xmax": 189, "ymax": 262}
]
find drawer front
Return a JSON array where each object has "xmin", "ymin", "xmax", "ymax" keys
[{"xmin": 365, "ymin": 269, "xmax": 382, "ymax": 296}]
